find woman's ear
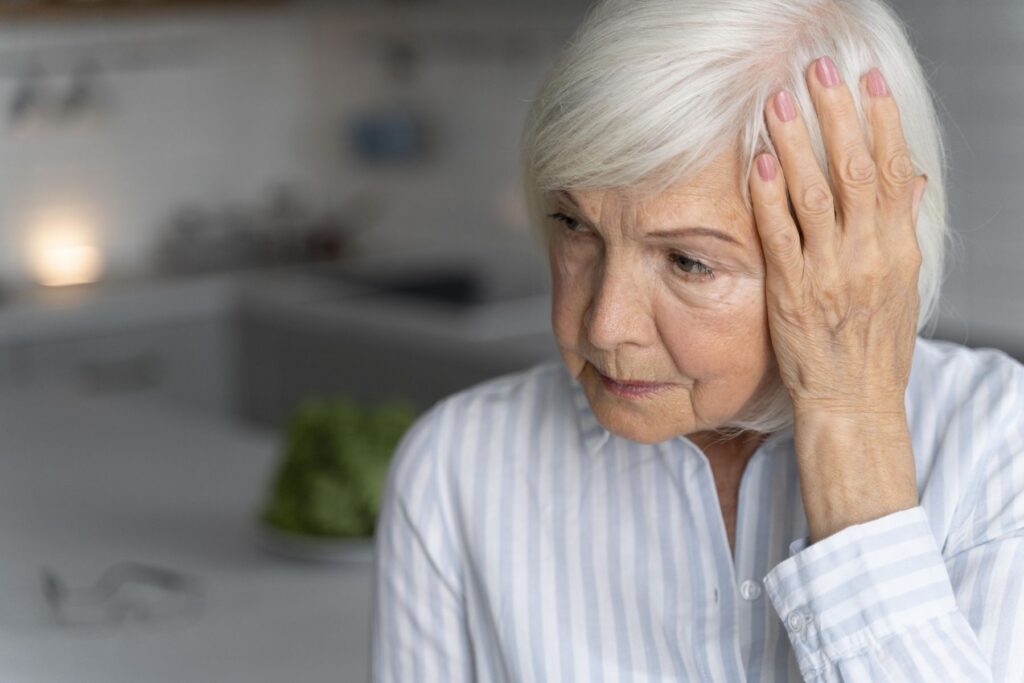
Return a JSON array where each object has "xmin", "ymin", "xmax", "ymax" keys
[{"xmin": 912, "ymin": 174, "xmax": 928, "ymax": 225}]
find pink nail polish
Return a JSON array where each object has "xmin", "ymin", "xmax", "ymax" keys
[
  {"xmin": 757, "ymin": 154, "xmax": 776, "ymax": 181},
  {"xmin": 773, "ymin": 90, "xmax": 797, "ymax": 122},
  {"xmin": 867, "ymin": 68, "xmax": 889, "ymax": 97},
  {"xmin": 816, "ymin": 56, "xmax": 840, "ymax": 88}
]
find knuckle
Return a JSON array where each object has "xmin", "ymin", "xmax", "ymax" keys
[
  {"xmin": 900, "ymin": 238, "xmax": 923, "ymax": 272},
  {"xmin": 852, "ymin": 248, "xmax": 885, "ymax": 282},
  {"xmin": 819, "ymin": 270, "xmax": 847, "ymax": 299},
  {"xmin": 902, "ymin": 231, "xmax": 923, "ymax": 256},
  {"xmin": 797, "ymin": 182, "xmax": 835, "ymax": 218},
  {"xmin": 838, "ymin": 151, "xmax": 877, "ymax": 189},
  {"xmin": 765, "ymin": 227, "xmax": 801, "ymax": 257},
  {"xmin": 883, "ymin": 150, "xmax": 916, "ymax": 188}
]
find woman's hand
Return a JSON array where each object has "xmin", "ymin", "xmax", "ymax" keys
[{"xmin": 749, "ymin": 56, "xmax": 928, "ymax": 543}]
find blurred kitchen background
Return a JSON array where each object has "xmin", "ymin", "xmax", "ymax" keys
[{"xmin": 0, "ymin": 0, "xmax": 1020, "ymax": 682}]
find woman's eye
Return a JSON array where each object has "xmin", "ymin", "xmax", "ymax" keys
[
  {"xmin": 547, "ymin": 213, "xmax": 714, "ymax": 281},
  {"xmin": 547, "ymin": 212, "xmax": 582, "ymax": 232},
  {"xmin": 671, "ymin": 253, "xmax": 715, "ymax": 280}
]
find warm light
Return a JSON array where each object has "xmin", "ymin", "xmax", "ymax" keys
[
  {"xmin": 34, "ymin": 244, "xmax": 104, "ymax": 287},
  {"xmin": 27, "ymin": 206, "xmax": 105, "ymax": 287}
]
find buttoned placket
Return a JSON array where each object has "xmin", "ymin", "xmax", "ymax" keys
[
  {"xmin": 739, "ymin": 579, "xmax": 763, "ymax": 601},
  {"xmin": 734, "ymin": 451, "xmax": 768, "ymax": 608},
  {"xmin": 731, "ymin": 447, "xmax": 770, "ymax": 679},
  {"xmin": 677, "ymin": 435, "xmax": 764, "ymax": 679}
]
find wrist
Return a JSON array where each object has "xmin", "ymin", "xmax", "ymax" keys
[
  {"xmin": 792, "ymin": 409, "xmax": 918, "ymax": 543},
  {"xmin": 792, "ymin": 404, "xmax": 910, "ymax": 440},
  {"xmin": 791, "ymin": 394, "xmax": 908, "ymax": 422}
]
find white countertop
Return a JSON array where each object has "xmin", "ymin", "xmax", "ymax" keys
[
  {"xmin": 0, "ymin": 266, "xmax": 351, "ymax": 345},
  {"xmin": 0, "ymin": 260, "xmax": 554, "ymax": 683},
  {"xmin": 0, "ymin": 384, "xmax": 374, "ymax": 683},
  {"xmin": 0, "ymin": 261, "xmax": 554, "ymax": 349}
]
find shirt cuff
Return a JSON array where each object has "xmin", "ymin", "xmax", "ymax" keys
[{"xmin": 762, "ymin": 506, "xmax": 961, "ymax": 677}]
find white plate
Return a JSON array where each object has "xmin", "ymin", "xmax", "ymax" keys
[{"xmin": 257, "ymin": 523, "xmax": 375, "ymax": 564}]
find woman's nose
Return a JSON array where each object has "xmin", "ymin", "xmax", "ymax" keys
[{"xmin": 583, "ymin": 261, "xmax": 656, "ymax": 350}]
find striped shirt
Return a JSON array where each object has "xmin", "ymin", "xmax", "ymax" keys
[{"xmin": 370, "ymin": 335, "xmax": 1024, "ymax": 681}]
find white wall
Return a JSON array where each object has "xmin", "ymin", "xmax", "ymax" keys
[
  {"xmin": 0, "ymin": 9, "xmax": 318, "ymax": 284},
  {"xmin": 0, "ymin": 3, "xmax": 578, "ymax": 295}
]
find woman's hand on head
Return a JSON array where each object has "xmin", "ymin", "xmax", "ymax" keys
[
  {"xmin": 749, "ymin": 56, "xmax": 926, "ymax": 542},
  {"xmin": 750, "ymin": 56, "xmax": 927, "ymax": 419}
]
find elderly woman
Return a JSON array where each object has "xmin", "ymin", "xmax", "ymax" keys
[{"xmin": 370, "ymin": 0, "xmax": 1024, "ymax": 680}]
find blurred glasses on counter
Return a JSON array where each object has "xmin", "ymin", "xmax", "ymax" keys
[{"xmin": 40, "ymin": 560, "xmax": 204, "ymax": 630}]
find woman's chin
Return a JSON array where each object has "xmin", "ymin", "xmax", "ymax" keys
[
  {"xmin": 605, "ymin": 419, "xmax": 686, "ymax": 445},
  {"xmin": 590, "ymin": 400, "xmax": 693, "ymax": 445}
]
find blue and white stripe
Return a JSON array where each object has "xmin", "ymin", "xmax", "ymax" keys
[{"xmin": 371, "ymin": 336, "xmax": 1024, "ymax": 681}]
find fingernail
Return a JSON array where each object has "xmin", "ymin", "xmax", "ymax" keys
[
  {"xmin": 757, "ymin": 154, "xmax": 776, "ymax": 181},
  {"xmin": 773, "ymin": 90, "xmax": 797, "ymax": 122},
  {"xmin": 816, "ymin": 56, "xmax": 840, "ymax": 88},
  {"xmin": 866, "ymin": 68, "xmax": 889, "ymax": 97}
]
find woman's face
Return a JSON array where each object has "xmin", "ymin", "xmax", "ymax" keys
[{"xmin": 548, "ymin": 145, "xmax": 776, "ymax": 445}]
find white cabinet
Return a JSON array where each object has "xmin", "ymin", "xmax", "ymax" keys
[
  {"xmin": 8, "ymin": 317, "xmax": 235, "ymax": 417},
  {"xmin": 0, "ymin": 267, "xmax": 563, "ymax": 425},
  {"xmin": 0, "ymin": 274, "xmax": 242, "ymax": 419}
]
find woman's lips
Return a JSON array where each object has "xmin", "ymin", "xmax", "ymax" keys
[{"xmin": 595, "ymin": 369, "xmax": 671, "ymax": 398}]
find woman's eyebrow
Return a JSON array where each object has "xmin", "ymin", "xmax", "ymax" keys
[
  {"xmin": 555, "ymin": 190, "xmax": 742, "ymax": 247},
  {"xmin": 555, "ymin": 190, "xmax": 585, "ymax": 212},
  {"xmin": 646, "ymin": 227, "xmax": 742, "ymax": 246}
]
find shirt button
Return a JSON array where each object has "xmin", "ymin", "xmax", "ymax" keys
[
  {"xmin": 739, "ymin": 579, "xmax": 762, "ymax": 601},
  {"xmin": 786, "ymin": 611, "xmax": 807, "ymax": 634}
]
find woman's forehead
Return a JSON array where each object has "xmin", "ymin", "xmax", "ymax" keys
[
  {"xmin": 553, "ymin": 176, "xmax": 750, "ymax": 228},
  {"xmin": 550, "ymin": 147, "xmax": 748, "ymax": 215}
]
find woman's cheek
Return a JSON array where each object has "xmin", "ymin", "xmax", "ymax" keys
[
  {"xmin": 658, "ymin": 283, "xmax": 769, "ymax": 385},
  {"xmin": 665, "ymin": 278, "xmax": 769, "ymax": 364},
  {"xmin": 548, "ymin": 241, "xmax": 594, "ymax": 338},
  {"xmin": 549, "ymin": 238, "xmax": 598, "ymax": 297},
  {"xmin": 666, "ymin": 270, "xmax": 763, "ymax": 312}
]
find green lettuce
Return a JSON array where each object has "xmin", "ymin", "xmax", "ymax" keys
[{"xmin": 261, "ymin": 397, "xmax": 419, "ymax": 538}]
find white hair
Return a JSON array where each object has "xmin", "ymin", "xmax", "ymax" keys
[{"xmin": 520, "ymin": 0, "xmax": 952, "ymax": 437}]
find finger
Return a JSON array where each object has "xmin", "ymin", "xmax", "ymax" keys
[
  {"xmin": 912, "ymin": 175, "xmax": 928, "ymax": 226},
  {"xmin": 766, "ymin": 88, "xmax": 837, "ymax": 258},
  {"xmin": 750, "ymin": 152, "xmax": 804, "ymax": 290},
  {"xmin": 859, "ymin": 67, "xmax": 919, "ymax": 237},
  {"xmin": 806, "ymin": 56, "xmax": 878, "ymax": 236}
]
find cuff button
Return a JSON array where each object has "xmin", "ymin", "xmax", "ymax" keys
[{"xmin": 786, "ymin": 611, "xmax": 807, "ymax": 634}]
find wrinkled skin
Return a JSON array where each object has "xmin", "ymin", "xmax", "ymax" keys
[{"xmin": 547, "ymin": 144, "xmax": 774, "ymax": 455}]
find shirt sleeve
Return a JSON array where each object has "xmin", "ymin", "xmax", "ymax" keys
[
  {"xmin": 762, "ymin": 507, "xmax": 1006, "ymax": 681},
  {"xmin": 761, "ymin": 368, "xmax": 1024, "ymax": 683},
  {"xmin": 370, "ymin": 399, "xmax": 474, "ymax": 682},
  {"xmin": 762, "ymin": 353, "xmax": 1024, "ymax": 682}
]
